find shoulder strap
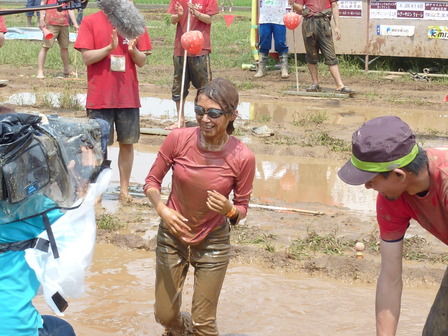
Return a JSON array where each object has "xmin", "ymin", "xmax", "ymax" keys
[{"xmin": 0, "ymin": 237, "xmax": 49, "ymax": 254}]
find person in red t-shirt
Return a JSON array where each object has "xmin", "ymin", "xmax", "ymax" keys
[
  {"xmin": 74, "ymin": 1, "xmax": 152, "ymax": 203},
  {"xmin": 37, "ymin": 0, "xmax": 79, "ymax": 79},
  {"xmin": 0, "ymin": 15, "xmax": 6, "ymax": 48},
  {"xmin": 289, "ymin": 0, "xmax": 354, "ymax": 94},
  {"xmin": 144, "ymin": 78, "xmax": 255, "ymax": 336},
  {"xmin": 338, "ymin": 116, "xmax": 448, "ymax": 336},
  {"xmin": 166, "ymin": 0, "xmax": 219, "ymax": 130}
]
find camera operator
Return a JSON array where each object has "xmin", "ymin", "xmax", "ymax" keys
[{"xmin": 0, "ymin": 106, "xmax": 77, "ymax": 336}]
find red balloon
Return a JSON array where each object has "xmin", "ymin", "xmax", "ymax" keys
[
  {"xmin": 181, "ymin": 30, "xmax": 204, "ymax": 55},
  {"xmin": 283, "ymin": 12, "xmax": 302, "ymax": 30}
]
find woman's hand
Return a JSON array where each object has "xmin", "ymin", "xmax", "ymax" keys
[
  {"xmin": 206, "ymin": 190, "xmax": 233, "ymax": 215},
  {"xmin": 158, "ymin": 205, "xmax": 193, "ymax": 239}
]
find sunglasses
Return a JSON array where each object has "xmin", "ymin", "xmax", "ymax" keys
[{"xmin": 194, "ymin": 105, "xmax": 227, "ymax": 119}]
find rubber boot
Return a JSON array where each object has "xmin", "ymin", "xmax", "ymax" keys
[
  {"xmin": 254, "ymin": 53, "xmax": 268, "ymax": 78},
  {"xmin": 280, "ymin": 52, "xmax": 289, "ymax": 79}
]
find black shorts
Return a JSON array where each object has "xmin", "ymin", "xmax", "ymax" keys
[{"xmin": 87, "ymin": 108, "xmax": 140, "ymax": 146}]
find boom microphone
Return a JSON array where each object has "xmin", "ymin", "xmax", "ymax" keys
[{"xmin": 96, "ymin": 0, "xmax": 146, "ymax": 40}]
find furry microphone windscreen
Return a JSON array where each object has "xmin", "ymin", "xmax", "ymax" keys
[{"xmin": 97, "ymin": 0, "xmax": 146, "ymax": 40}]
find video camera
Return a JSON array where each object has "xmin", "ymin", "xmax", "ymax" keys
[{"xmin": 0, "ymin": 113, "xmax": 108, "ymax": 224}]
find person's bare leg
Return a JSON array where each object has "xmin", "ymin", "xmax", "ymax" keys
[
  {"xmin": 328, "ymin": 64, "xmax": 344, "ymax": 90},
  {"xmin": 118, "ymin": 143, "xmax": 134, "ymax": 200},
  {"xmin": 165, "ymin": 100, "xmax": 186, "ymax": 130},
  {"xmin": 307, "ymin": 62, "xmax": 319, "ymax": 85},
  {"xmin": 27, "ymin": 16, "xmax": 33, "ymax": 27},
  {"xmin": 60, "ymin": 47, "xmax": 71, "ymax": 75},
  {"xmin": 37, "ymin": 47, "xmax": 49, "ymax": 79}
]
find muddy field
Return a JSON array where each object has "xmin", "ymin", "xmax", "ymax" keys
[
  {"xmin": 1, "ymin": 61, "xmax": 448, "ymax": 334},
  {"xmin": 1, "ymin": 62, "xmax": 448, "ymax": 285}
]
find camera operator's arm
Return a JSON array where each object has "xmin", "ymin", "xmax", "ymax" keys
[{"xmin": 80, "ymin": 29, "xmax": 118, "ymax": 66}]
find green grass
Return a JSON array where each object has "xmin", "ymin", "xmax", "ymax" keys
[
  {"xmin": 288, "ymin": 229, "xmax": 354, "ymax": 259},
  {"xmin": 0, "ymin": 6, "xmax": 255, "ymax": 72},
  {"xmin": 97, "ymin": 213, "xmax": 124, "ymax": 230},
  {"xmin": 1, "ymin": 4, "xmax": 447, "ymax": 83}
]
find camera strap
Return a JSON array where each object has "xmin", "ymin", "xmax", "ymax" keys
[{"xmin": 0, "ymin": 236, "xmax": 49, "ymax": 254}]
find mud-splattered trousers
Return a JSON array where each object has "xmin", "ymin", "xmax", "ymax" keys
[
  {"xmin": 302, "ymin": 9, "xmax": 339, "ymax": 66},
  {"xmin": 154, "ymin": 222, "xmax": 231, "ymax": 336}
]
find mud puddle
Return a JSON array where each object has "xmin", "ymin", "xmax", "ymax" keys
[
  {"xmin": 104, "ymin": 144, "xmax": 378, "ymax": 214},
  {"xmin": 6, "ymin": 92, "xmax": 448, "ymax": 134},
  {"xmin": 33, "ymin": 243, "xmax": 437, "ymax": 336}
]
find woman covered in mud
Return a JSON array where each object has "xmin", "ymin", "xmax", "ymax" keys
[{"xmin": 143, "ymin": 78, "xmax": 256, "ymax": 336}]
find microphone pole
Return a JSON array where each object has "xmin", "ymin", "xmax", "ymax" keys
[
  {"xmin": 177, "ymin": 0, "xmax": 192, "ymax": 129},
  {"xmin": 0, "ymin": 0, "xmax": 88, "ymax": 16}
]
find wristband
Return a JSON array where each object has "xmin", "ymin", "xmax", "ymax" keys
[{"xmin": 225, "ymin": 206, "xmax": 237, "ymax": 218}]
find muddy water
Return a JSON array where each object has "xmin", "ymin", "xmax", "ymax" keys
[
  {"xmin": 34, "ymin": 243, "xmax": 437, "ymax": 336},
  {"xmin": 138, "ymin": 94, "xmax": 448, "ymax": 135},
  {"xmin": 7, "ymin": 92, "xmax": 448, "ymax": 133},
  {"xmin": 105, "ymin": 144, "xmax": 378, "ymax": 214}
]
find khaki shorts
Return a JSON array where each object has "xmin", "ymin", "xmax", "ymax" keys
[
  {"xmin": 171, "ymin": 54, "xmax": 212, "ymax": 102},
  {"xmin": 42, "ymin": 25, "xmax": 69, "ymax": 49},
  {"xmin": 302, "ymin": 16, "xmax": 339, "ymax": 66}
]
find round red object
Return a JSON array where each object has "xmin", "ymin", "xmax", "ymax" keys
[
  {"xmin": 283, "ymin": 12, "xmax": 302, "ymax": 30},
  {"xmin": 181, "ymin": 30, "xmax": 204, "ymax": 55}
]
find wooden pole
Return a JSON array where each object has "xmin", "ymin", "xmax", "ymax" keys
[
  {"xmin": 249, "ymin": 203, "xmax": 324, "ymax": 215},
  {"xmin": 177, "ymin": 0, "xmax": 193, "ymax": 129},
  {"xmin": 292, "ymin": 29, "xmax": 299, "ymax": 91}
]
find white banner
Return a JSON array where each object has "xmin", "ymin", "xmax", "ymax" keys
[{"xmin": 376, "ymin": 24, "xmax": 415, "ymax": 36}]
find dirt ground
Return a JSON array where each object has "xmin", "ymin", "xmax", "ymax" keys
[{"xmin": 1, "ymin": 62, "xmax": 447, "ymax": 288}]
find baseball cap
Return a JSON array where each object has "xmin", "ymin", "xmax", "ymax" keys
[{"xmin": 338, "ymin": 116, "xmax": 418, "ymax": 185}]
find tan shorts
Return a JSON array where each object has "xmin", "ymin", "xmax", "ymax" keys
[{"xmin": 42, "ymin": 25, "xmax": 69, "ymax": 49}]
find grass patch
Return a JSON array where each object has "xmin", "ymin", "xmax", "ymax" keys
[
  {"xmin": 293, "ymin": 110, "xmax": 328, "ymax": 127},
  {"xmin": 97, "ymin": 213, "xmax": 124, "ymax": 231},
  {"xmin": 303, "ymin": 131, "xmax": 350, "ymax": 152},
  {"xmin": 232, "ymin": 225, "xmax": 277, "ymax": 252},
  {"xmin": 288, "ymin": 229, "xmax": 354, "ymax": 259}
]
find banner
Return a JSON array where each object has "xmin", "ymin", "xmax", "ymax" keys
[
  {"xmin": 428, "ymin": 26, "xmax": 448, "ymax": 39},
  {"xmin": 376, "ymin": 24, "xmax": 415, "ymax": 36}
]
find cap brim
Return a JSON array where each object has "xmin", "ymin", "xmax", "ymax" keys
[{"xmin": 337, "ymin": 159, "xmax": 378, "ymax": 186}]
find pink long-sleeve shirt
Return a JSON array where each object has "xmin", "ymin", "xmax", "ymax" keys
[{"xmin": 144, "ymin": 127, "xmax": 256, "ymax": 245}]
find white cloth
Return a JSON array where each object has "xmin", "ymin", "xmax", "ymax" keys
[
  {"xmin": 259, "ymin": 0, "xmax": 289, "ymax": 25},
  {"xmin": 25, "ymin": 168, "xmax": 112, "ymax": 315}
]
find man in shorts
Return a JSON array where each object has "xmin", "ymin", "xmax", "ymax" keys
[
  {"xmin": 74, "ymin": 0, "xmax": 152, "ymax": 202},
  {"xmin": 26, "ymin": 0, "xmax": 40, "ymax": 27},
  {"xmin": 289, "ymin": 0, "xmax": 354, "ymax": 94},
  {"xmin": 167, "ymin": 0, "xmax": 219, "ymax": 129},
  {"xmin": 37, "ymin": 0, "xmax": 79, "ymax": 79}
]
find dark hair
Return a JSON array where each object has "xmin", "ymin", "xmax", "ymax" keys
[
  {"xmin": 194, "ymin": 78, "xmax": 239, "ymax": 135},
  {"xmin": 379, "ymin": 146, "xmax": 427, "ymax": 178}
]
